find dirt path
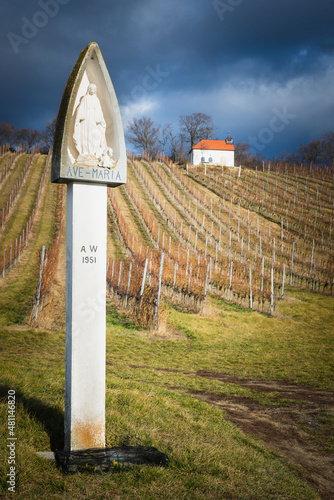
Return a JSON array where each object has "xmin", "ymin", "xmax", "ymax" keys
[
  {"xmin": 131, "ymin": 365, "xmax": 334, "ymax": 500},
  {"xmin": 190, "ymin": 371, "xmax": 334, "ymax": 500}
]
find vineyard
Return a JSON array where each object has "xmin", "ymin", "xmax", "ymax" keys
[
  {"xmin": 0, "ymin": 149, "xmax": 333, "ymax": 329},
  {"xmin": 1, "ymin": 148, "xmax": 334, "ymax": 500}
]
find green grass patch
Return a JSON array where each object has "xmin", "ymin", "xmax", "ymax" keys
[
  {"xmin": 103, "ymin": 287, "xmax": 334, "ymax": 391},
  {"xmin": 0, "ymin": 233, "xmax": 332, "ymax": 498},
  {"xmin": 0, "ymin": 321, "xmax": 321, "ymax": 499}
]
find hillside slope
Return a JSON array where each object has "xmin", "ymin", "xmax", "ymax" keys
[
  {"xmin": 0, "ymin": 151, "xmax": 333, "ymax": 328},
  {"xmin": 0, "ymin": 151, "xmax": 333, "ymax": 499}
]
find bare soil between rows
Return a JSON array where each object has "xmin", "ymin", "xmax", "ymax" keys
[{"xmin": 131, "ymin": 365, "xmax": 334, "ymax": 500}]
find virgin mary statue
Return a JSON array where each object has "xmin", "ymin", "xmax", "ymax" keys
[{"xmin": 73, "ymin": 83, "xmax": 107, "ymax": 161}]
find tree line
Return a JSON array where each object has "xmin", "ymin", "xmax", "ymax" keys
[
  {"xmin": 0, "ymin": 113, "xmax": 215, "ymax": 160},
  {"xmin": 126, "ymin": 113, "xmax": 216, "ymax": 162},
  {"xmin": 0, "ymin": 119, "xmax": 56, "ymax": 153},
  {"xmin": 1, "ymin": 114, "xmax": 333, "ymax": 166},
  {"xmin": 126, "ymin": 114, "xmax": 334, "ymax": 166},
  {"xmin": 279, "ymin": 131, "xmax": 334, "ymax": 165}
]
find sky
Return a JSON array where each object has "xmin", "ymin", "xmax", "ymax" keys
[{"xmin": 1, "ymin": 0, "xmax": 334, "ymax": 158}]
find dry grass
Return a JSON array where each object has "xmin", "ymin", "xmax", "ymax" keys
[
  {"xmin": 0, "ymin": 155, "xmax": 332, "ymax": 499},
  {"xmin": 1, "ymin": 293, "xmax": 329, "ymax": 499}
]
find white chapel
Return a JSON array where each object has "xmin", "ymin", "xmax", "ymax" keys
[{"xmin": 190, "ymin": 132, "xmax": 235, "ymax": 167}]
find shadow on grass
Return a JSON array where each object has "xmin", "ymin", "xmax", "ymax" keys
[{"xmin": 0, "ymin": 383, "xmax": 64, "ymax": 450}]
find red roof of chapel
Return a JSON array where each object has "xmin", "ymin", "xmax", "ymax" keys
[{"xmin": 192, "ymin": 140, "xmax": 235, "ymax": 151}]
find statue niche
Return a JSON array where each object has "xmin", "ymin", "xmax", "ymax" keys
[{"xmin": 73, "ymin": 83, "xmax": 116, "ymax": 169}]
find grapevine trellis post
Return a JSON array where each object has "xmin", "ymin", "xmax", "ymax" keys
[
  {"xmin": 270, "ymin": 267, "xmax": 274, "ymax": 315},
  {"xmin": 153, "ymin": 252, "xmax": 164, "ymax": 329},
  {"xmin": 2, "ymin": 248, "xmax": 6, "ymax": 278},
  {"xmin": 290, "ymin": 242, "xmax": 295, "ymax": 284},
  {"xmin": 282, "ymin": 263, "xmax": 285, "ymax": 299},
  {"xmin": 203, "ymin": 263, "xmax": 210, "ymax": 310},
  {"xmin": 33, "ymin": 245, "xmax": 46, "ymax": 323},
  {"xmin": 124, "ymin": 262, "xmax": 132, "ymax": 309},
  {"xmin": 249, "ymin": 265, "xmax": 253, "ymax": 309},
  {"xmin": 137, "ymin": 258, "xmax": 148, "ymax": 315},
  {"xmin": 119, "ymin": 146, "xmax": 333, "ymax": 326},
  {"xmin": 229, "ymin": 261, "xmax": 233, "ymax": 301}
]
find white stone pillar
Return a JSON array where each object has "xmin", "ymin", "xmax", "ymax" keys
[{"xmin": 65, "ymin": 182, "xmax": 107, "ymax": 451}]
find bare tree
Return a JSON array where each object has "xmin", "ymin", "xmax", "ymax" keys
[
  {"xmin": 300, "ymin": 140, "xmax": 322, "ymax": 164},
  {"xmin": 320, "ymin": 131, "xmax": 334, "ymax": 164},
  {"xmin": 0, "ymin": 122, "xmax": 16, "ymax": 146},
  {"xmin": 169, "ymin": 127, "xmax": 180, "ymax": 161},
  {"xmin": 235, "ymin": 142, "xmax": 251, "ymax": 165},
  {"xmin": 281, "ymin": 131, "xmax": 334, "ymax": 165},
  {"xmin": 167, "ymin": 127, "xmax": 187, "ymax": 163},
  {"xmin": 15, "ymin": 128, "xmax": 42, "ymax": 152},
  {"xmin": 126, "ymin": 116, "xmax": 160, "ymax": 157},
  {"xmin": 235, "ymin": 142, "xmax": 264, "ymax": 168},
  {"xmin": 158, "ymin": 123, "xmax": 172, "ymax": 154},
  {"xmin": 287, "ymin": 139, "xmax": 323, "ymax": 164},
  {"xmin": 179, "ymin": 113, "xmax": 216, "ymax": 149},
  {"xmin": 41, "ymin": 117, "xmax": 57, "ymax": 151}
]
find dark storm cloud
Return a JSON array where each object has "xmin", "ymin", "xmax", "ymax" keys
[{"xmin": 1, "ymin": 0, "xmax": 333, "ymax": 156}]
